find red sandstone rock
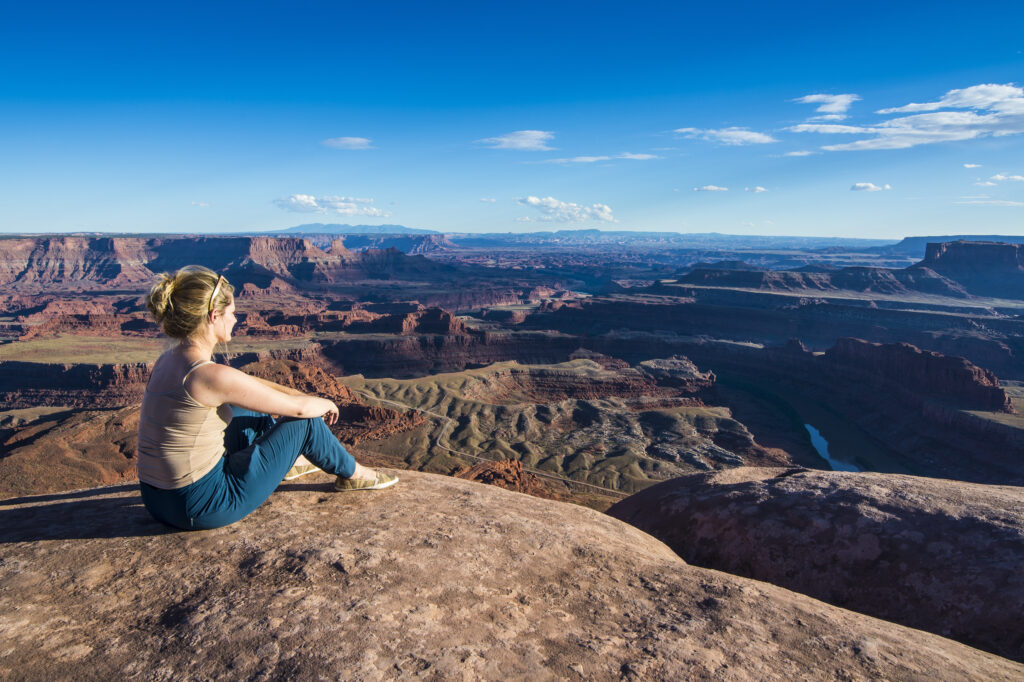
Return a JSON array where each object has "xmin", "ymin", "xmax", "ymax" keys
[
  {"xmin": 676, "ymin": 263, "xmax": 969, "ymax": 297},
  {"xmin": 608, "ymin": 466, "xmax": 1024, "ymax": 662},
  {"xmin": 454, "ymin": 458, "xmax": 552, "ymax": 498},
  {"xmin": 0, "ymin": 406, "xmax": 140, "ymax": 498},
  {"xmin": 636, "ymin": 355, "xmax": 716, "ymax": 394},
  {"xmin": 0, "ymin": 361, "xmax": 153, "ymax": 409},
  {"xmin": 915, "ymin": 240, "xmax": 1024, "ymax": 298},
  {"xmin": 486, "ymin": 308, "xmax": 530, "ymax": 324},
  {"xmin": 825, "ymin": 337, "xmax": 1013, "ymax": 412}
]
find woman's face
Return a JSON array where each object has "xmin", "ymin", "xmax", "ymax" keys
[{"xmin": 216, "ymin": 299, "xmax": 237, "ymax": 342}]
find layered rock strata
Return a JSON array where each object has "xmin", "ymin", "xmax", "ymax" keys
[
  {"xmin": 916, "ymin": 240, "xmax": 1024, "ymax": 298},
  {"xmin": 825, "ymin": 337, "xmax": 1013, "ymax": 412}
]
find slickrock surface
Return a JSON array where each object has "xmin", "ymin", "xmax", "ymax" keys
[
  {"xmin": 608, "ymin": 467, "xmax": 1024, "ymax": 661},
  {"xmin": 2, "ymin": 472, "xmax": 1022, "ymax": 680}
]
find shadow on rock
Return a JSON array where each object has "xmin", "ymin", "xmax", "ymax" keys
[{"xmin": 0, "ymin": 485, "xmax": 175, "ymax": 542}]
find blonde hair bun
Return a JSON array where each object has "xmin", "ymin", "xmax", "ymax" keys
[{"xmin": 145, "ymin": 266, "xmax": 234, "ymax": 339}]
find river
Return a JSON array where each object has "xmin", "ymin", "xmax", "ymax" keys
[{"xmin": 804, "ymin": 424, "xmax": 860, "ymax": 472}]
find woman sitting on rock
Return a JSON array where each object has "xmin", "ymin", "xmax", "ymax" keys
[{"xmin": 137, "ymin": 265, "xmax": 396, "ymax": 530}]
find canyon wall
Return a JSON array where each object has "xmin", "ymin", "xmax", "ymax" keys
[{"xmin": 917, "ymin": 240, "xmax": 1024, "ymax": 298}]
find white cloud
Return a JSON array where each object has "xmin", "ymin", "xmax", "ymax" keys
[
  {"xmin": 477, "ymin": 130, "xmax": 554, "ymax": 151},
  {"xmin": 191, "ymin": 201, "xmax": 210, "ymax": 207},
  {"xmin": 745, "ymin": 186, "xmax": 767, "ymax": 193},
  {"xmin": 877, "ymin": 84, "xmax": 1024, "ymax": 114},
  {"xmin": 955, "ymin": 199, "xmax": 1024, "ymax": 207},
  {"xmin": 784, "ymin": 150, "xmax": 816, "ymax": 157},
  {"xmin": 992, "ymin": 173, "xmax": 1024, "ymax": 182},
  {"xmin": 975, "ymin": 181, "xmax": 997, "ymax": 186},
  {"xmin": 541, "ymin": 152, "xmax": 660, "ymax": 164},
  {"xmin": 791, "ymin": 83, "xmax": 1024, "ymax": 151},
  {"xmin": 541, "ymin": 155, "xmax": 611, "ymax": 164},
  {"xmin": 675, "ymin": 126, "xmax": 777, "ymax": 145},
  {"xmin": 851, "ymin": 182, "xmax": 891, "ymax": 192},
  {"xmin": 794, "ymin": 93, "xmax": 861, "ymax": 120},
  {"xmin": 516, "ymin": 195, "xmax": 616, "ymax": 223},
  {"xmin": 322, "ymin": 137, "xmax": 373, "ymax": 150},
  {"xmin": 693, "ymin": 185, "xmax": 728, "ymax": 192},
  {"xmin": 273, "ymin": 194, "xmax": 391, "ymax": 217},
  {"xmin": 480, "ymin": 197, "xmax": 497, "ymax": 203},
  {"xmin": 616, "ymin": 152, "xmax": 660, "ymax": 160},
  {"xmin": 790, "ymin": 123, "xmax": 872, "ymax": 134},
  {"xmin": 964, "ymin": 163, "xmax": 982, "ymax": 168}
]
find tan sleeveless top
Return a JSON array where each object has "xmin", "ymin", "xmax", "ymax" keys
[{"xmin": 137, "ymin": 359, "xmax": 233, "ymax": 489}]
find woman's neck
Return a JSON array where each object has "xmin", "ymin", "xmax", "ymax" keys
[{"xmin": 177, "ymin": 330, "xmax": 217, "ymax": 360}]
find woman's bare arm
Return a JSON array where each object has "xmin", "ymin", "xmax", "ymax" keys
[
  {"xmin": 253, "ymin": 376, "xmax": 305, "ymax": 397},
  {"xmin": 185, "ymin": 364, "xmax": 339, "ymax": 424}
]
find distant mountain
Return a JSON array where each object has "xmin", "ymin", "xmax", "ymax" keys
[
  {"xmin": 875, "ymin": 235, "xmax": 1024, "ymax": 258},
  {"xmin": 447, "ymin": 230, "xmax": 895, "ymax": 250},
  {"xmin": 273, "ymin": 223, "xmax": 439, "ymax": 235}
]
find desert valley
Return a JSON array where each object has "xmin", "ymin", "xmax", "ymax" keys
[{"xmin": 2, "ymin": 228, "xmax": 1023, "ymax": 678}]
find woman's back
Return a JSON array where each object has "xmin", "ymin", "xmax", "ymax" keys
[{"xmin": 137, "ymin": 351, "xmax": 232, "ymax": 490}]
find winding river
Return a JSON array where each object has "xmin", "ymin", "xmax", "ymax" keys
[{"xmin": 804, "ymin": 424, "xmax": 860, "ymax": 472}]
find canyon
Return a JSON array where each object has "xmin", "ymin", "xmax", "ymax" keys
[{"xmin": 3, "ymin": 231, "xmax": 1024, "ymax": 676}]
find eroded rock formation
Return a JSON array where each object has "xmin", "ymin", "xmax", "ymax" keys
[
  {"xmin": 453, "ymin": 458, "xmax": 552, "ymax": 498},
  {"xmin": 825, "ymin": 337, "xmax": 1013, "ymax": 412},
  {"xmin": 915, "ymin": 240, "xmax": 1024, "ymax": 298},
  {"xmin": 608, "ymin": 467, "xmax": 1024, "ymax": 661},
  {"xmin": 1, "ymin": 471, "xmax": 1021, "ymax": 680}
]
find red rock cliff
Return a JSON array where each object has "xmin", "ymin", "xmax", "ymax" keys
[{"xmin": 825, "ymin": 338, "xmax": 1014, "ymax": 412}]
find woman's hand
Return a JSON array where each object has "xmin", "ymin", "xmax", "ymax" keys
[{"xmin": 316, "ymin": 398, "xmax": 340, "ymax": 425}]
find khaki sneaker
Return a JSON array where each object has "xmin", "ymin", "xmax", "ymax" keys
[
  {"xmin": 284, "ymin": 462, "xmax": 323, "ymax": 481},
  {"xmin": 334, "ymin": 471, "xmax": 399, "ymax": 492}
]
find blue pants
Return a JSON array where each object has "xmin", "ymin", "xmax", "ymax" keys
[{"xmin": 140, "ymin": 407, "xmax": 356, "ymax": 530}]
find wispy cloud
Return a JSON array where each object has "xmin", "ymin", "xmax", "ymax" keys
[
  {"xmin": 541, "ymin": 155, "xmax": 611, "ymax": 164},
  {"xmin": 322, "ymin": 136, "xmax": 373, "ymax": 150},
  {"xmin": 791, "ymin": 83, "xmax": 1024, "ymax": 151},
  {"xmin": 955, "ymin": 199, "xmax": 1024, "ymax": 207},
  {"xmin": 541, "ymin": 152, "xmax": 661, "ymax": 164},
  {"xmin": 851, "ymin": 182, "xmax": 891, "ymax": 192},
  {"xmin": 975, "ymin": 181, "xmax": 997, "ymax": 186},
  {"xmin": 877, "ymin": 84, "xmax": 1023, "ymax": 114},
  {"xmin": 191, "ymin": 201, "xmax": 210, "ymax": 207},
  {"xmin": 616, "ymin": 152, "xmax": 660, "ymax": 160},
  {"xmin": 784, "ymin": 150, "xmax": 816, "ymax": 157},
  {"xmin": 964, "ymin": 163, "xmax": 982, "ymax": 168},
  {"xmin": 480, "ymin": 197, "xmax": 497, "ymax": 203},
  {"xmin": 746, "ymin": 186, "xmax": 767, "ymax": 193},
  {"xmin": 991, "ymin": 173, "xmax": 1024, "ymax": 182},
  {"xmin": 675, "ymin": 127, "xmax": 777, "ymax": 145},
  {"xmin": 516, "ymin": 195, "xmax": 616, "ymax": 223},
  {"xmin": 793, "ymin": 93, "xmax": 861, "ymax": 120},
  {"xmin": 273, "ymin": 194, "xmax": 390, "ymax": 217},
  {"xmin": 477, "ymin": 130, "xmax": 554, "ymax": 151},
  {"xmin": 693, "ymin": 185, "xmax": 728, "ymax": 192}
]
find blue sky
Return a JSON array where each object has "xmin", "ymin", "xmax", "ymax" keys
[{"xmin": 1, "ymin": 1, "xmax": 1023, "ymax": 238}]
